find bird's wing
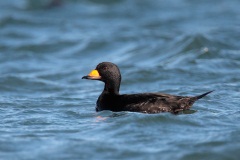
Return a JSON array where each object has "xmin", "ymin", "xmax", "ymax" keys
[{"xmin": 119, "ymin": 93, "xmax": 187, "ymax": 113}]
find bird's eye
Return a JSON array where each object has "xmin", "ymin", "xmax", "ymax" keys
[{"xmin": 103, "ymin": 67, "xmax": 107, "ymax": 70}]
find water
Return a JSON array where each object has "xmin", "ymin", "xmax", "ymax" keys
[{"xmin": 0, "ymin": 0, "xmax": 240, "ymax": 159}]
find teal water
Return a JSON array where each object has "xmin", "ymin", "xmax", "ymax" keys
[{"xmin": 0, "ymin": 0, "xmax": 240, "ymax": 159}]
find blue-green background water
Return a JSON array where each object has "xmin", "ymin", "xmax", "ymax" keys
[{"xmin": 0, "ymin": 0, "xmax": 240, "ymax": 159}]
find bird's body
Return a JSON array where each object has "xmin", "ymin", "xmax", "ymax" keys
[
  {"xmin": 82, "ymin": 62, "xmax": 212, "ymax": 114},
  {"xmin": 97, "ymin": 91, "xmax": 212, "ymax": 114}
]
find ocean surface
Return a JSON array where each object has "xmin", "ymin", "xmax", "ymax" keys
[{"xmin": 0, "ymin": 0, "xmax": 240, "ymax": 159}]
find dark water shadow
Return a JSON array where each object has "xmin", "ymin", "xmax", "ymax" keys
[{"xmin": 176, "ymin": 109, "xmax": 197, "ymax": 115}]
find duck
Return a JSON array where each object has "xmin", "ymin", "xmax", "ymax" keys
[{"xmin": 82, "ymin": 62, "xmax": 213, "ymax": 114}]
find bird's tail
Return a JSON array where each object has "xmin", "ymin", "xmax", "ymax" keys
[{"xmin": 195, "ymin": 90, "xmax": 214, "ymax": 100}]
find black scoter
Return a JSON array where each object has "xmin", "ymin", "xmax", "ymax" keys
[{"xmin": 82, "ymin": 62, "xmax": 213, "ymax": 114}]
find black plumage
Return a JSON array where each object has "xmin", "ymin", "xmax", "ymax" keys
[{"xmin": 82, "ymin": 62, "xmax": 213, "ymax": 114}]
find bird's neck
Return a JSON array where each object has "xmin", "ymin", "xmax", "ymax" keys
[{"xmin": 103, "ymin": 80, "xmax": 120, "ymax": 95}]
